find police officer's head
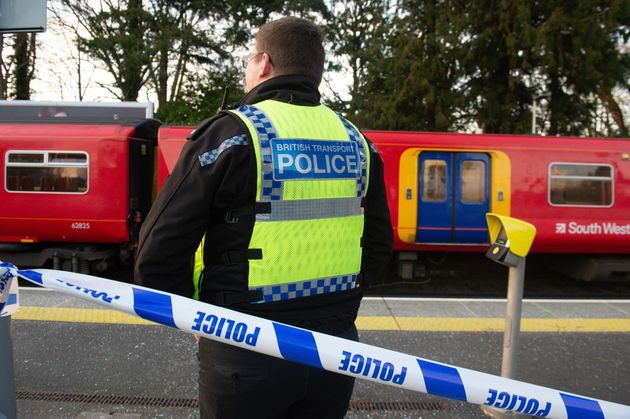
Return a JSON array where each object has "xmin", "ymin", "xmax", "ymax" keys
[{"xmin": 244, "ymin": 16, "xmax": 325, "ymax": 92}]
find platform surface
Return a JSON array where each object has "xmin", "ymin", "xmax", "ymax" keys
[{"xmin": 8, "ymin": 290, "xmax": 630, "ymax": 418}]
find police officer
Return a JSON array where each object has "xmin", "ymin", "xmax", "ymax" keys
[{"xmin": 134, "ymin": 16, "xmax": 393, "ymax": 419}]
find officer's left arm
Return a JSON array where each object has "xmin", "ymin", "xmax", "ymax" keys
[{"xmin": 361, "ymin": 142, "xmax": 394, "ymax": 285}]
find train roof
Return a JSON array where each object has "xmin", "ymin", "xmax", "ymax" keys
[
  {"xmin": 364, "ymin": 129, "xmax": 630, "ymax": 147},
  {"xmin": 0, "ymin": 100, "xmax": 154, "ymax": 124},
  {"xmin": 0, "ymin": 119, "xmax": 161, "ymax": 143}
]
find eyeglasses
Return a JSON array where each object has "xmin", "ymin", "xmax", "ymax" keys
[{"xmin": 241, "ymin": 51, "xmax": 263, "ymax": 69}]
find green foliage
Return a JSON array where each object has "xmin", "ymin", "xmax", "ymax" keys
[
  {"xmin": 328, "ymin": 0, "xmax": 630, "ymax": 136},
  {"xmin": 220, "ymin": 0, "xmax": 329, "ymax": 46},
  {"xmin": 45, "ymin": 0, "xmax": 630, "ymax": 136},
  {"xmin": 532, "ymin": 0, "xmax": 630, "ymax": 136},
  {"xmin": 463, "ymin": 0, "xmax": 535, "ymax": 134},
  {"xmin": 155, "ymin": 69, "xmax": 243, "ymax": 125},
  {"xmin": 323, "ymin": 0, "xmax": 392, "ymax": 119},
  {"xmin": 354, "ymin": 0, "xmax": 471, "ymax": 132}
]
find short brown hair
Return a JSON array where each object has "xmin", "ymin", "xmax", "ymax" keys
[{"xmin": 255, "ymin": 16, "xmax": 325, "ymax": 85}]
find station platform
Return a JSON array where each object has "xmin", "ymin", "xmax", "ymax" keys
[{"xmin": 8, "ymin": 289, "xmax": 630, "ymax": 418}]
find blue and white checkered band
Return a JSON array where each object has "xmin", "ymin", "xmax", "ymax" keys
[
  {"xmin": 198, "ymin": 135, "xmax": 248, "ymax": 167},
  {"xmin": 335, "ymin": 112, "xmax": 368, "ymax": 197},
  {"xmin": 250, "ymin": 274, "xmax": 359, "ymax": 304},
  {"xmin": 239, "ymin": 105, "xmax": 283, "ymax": 201}
]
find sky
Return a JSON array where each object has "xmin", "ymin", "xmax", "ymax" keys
[{"xmin": 31, "ymin": 17, "xmax": 167, "ymax": 104}]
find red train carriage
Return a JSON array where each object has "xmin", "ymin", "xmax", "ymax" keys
[
  {"xmin": 156, "ymin": 128, "xmax": 630, "ymax": 281},
  {"xmin": 156, "ymin": 126, "xmax": 194, "ymax": 187},
  {"xmin": 0, "ymin": 102, "xmax": 158, "ymax": 273}
]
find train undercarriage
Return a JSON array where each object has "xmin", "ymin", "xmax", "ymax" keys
[{"xmin": 0, "ymin": 243, "xmax": 132, "ymax": 275}]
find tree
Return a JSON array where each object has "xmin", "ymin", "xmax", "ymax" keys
[
  {"xmin": 323, "ymin": 0, "xmax": 393, "ymax": 118},
  {"xmin": 55, "ymin": 0, "xmax": 328, "ymax": 111},
  {"xmin": 0, "ymin": 35, "xmax": 9, "ymax": 99},
  {"xmin": 0, "ymin": 33, "xmax": 37, "ymax": 100},
  {"xmin": 463, "ymin": 0, "xmax": 535, "ymax": 134},
  {"xmin": 143, "ymin": 0, "xmax": 233, "ymax": 109},
  {"xmin": 337, "ymin": 0, "xmax": 470, "ymax": 131},
  {"xmin": 220, "ymin": 0, "xmax": 329, "ymax": 45},
  {"xmin": 59, "ymin": 0, "xmax": 153, "ymax": 101},
  {"xmin": 386, "ymin": 0, "xmax": 469, "ymax": 131},
  {"xmin": 533, "ymin": 0, "xmax": 630, "ymax": 136},
  {"xmin": 12, "ymin": 33, "xmax": 38, "ymax": 99}
]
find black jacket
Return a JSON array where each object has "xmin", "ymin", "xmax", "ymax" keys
[{"xmin": 134, "ymin": 75, "xmax": 393, "ymax": 333}]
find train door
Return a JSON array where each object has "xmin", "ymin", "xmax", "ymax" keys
[{"xmin": 416, "ymin": 151, "xmax": 490, "ymax": 244}]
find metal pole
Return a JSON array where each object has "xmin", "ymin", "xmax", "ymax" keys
[
  {"xmin": 501, "ymin": 258, "xmax": 525, "ymax": 379},
  {"xmin": 0, "ymin": 315, "xmax": 17, "ymax": 419},
  {"xmin": 481, "ymin": 258, "xmax": 526, "ymax": 418}
]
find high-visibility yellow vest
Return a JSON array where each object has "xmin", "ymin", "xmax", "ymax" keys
[{"xmin": 193, "ymin": 99, "xmax": 370, "ymax": 303}]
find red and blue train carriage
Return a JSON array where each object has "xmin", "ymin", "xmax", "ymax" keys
[
  {"xmin": 368, "ymin": 130, "xmax": 630, "ymax": 280},
  {"xmin": 1, "ymin": 101, "xmax": 630, "ymax": 282}
]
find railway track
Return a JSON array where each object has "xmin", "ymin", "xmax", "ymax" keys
[{"xmin": 365, "ymin": 254, "xmax": 630, "ymax": 299}]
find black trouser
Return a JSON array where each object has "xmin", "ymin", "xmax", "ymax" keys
[{"xmin": 198, "ymin": 324, "xmax": 359, "ymax": 419}]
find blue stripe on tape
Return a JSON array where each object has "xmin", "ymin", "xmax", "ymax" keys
[
  {"xmin": 560, "ymin": 393, "xmax": 605, "ymax": 419},
  {"xmin": 132, "ymin": 288, "xmax": 177, "ymax": 328},
  {"xmin": 0, "ymin": 294, "xmax": 17, "ymax": 314},
  {"xmin": 272, "ymin": 322, "xmax": 323, "ymax": 369},
  {"xmin": 18, "ymin": 270, "xmax": 43, "ymax": 284},
  {"xmin": 417, "ymin": 359, "xmax": 467, "ymax": 401}
]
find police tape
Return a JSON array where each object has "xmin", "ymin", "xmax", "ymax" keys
[
  {"xmin": 0, "ymin": 262, "xmax": 18, "ymax": 317},
  {"xmin": 6, "ymin": 264, "xmax": 630, "ymax": 418}
]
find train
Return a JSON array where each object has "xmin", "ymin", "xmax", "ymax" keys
[{"xmin": 2, "ymin": 101, "xmax": 630, "ymax": 282}]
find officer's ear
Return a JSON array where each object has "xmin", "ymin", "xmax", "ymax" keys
[{"xmin": 257, "ymin": 52, "xmax": 275, "ymax": 79}]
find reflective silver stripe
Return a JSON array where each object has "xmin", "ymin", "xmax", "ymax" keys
[
  {"xmin": 256, "ymin": 197, "xmax": 363, "ymax": 222},
  {"xmin": 250, "ymin": 273, "xmax": 359, "ymax": 304},
  {"xmin": 198, "ymin": 135, "xmax": 248, "ymax": 167}
]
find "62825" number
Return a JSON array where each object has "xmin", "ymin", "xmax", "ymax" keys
[{"xmin": 71, "ymin": 222, "xmax": 91, "ymax": 230}]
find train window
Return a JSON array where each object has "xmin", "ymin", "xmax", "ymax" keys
[
  {"xmin": 8, "ymin": 153, "xmax": 44, "ymax": 164},
  {"xmin": 461, "ymin": 160, "xmax": 485, "ymax": 203},
  {"xmin": 5, "ymin": 151, "xmax": 89, "ymax": 194},
  {"xmin": 48, "ymin": 153, "xmax": 87, "ymax": 164},
  {"xmin": 549, "ymin": 163, "xmax": 613, "ymax": 207},
  {"xmin": 423, "ymin": 159, "xmax": 447, "ymax": 202}
]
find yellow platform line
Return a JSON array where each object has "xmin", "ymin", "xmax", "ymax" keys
[
  {"xmin": 13, "ymin": 307, "xmax": 154, "ymax": 325},
  {"xmin": 357, "ymin": 316, "xmax": 630, "ymax": 332},
  {"xmin": 11, "ymin": 307, "xmax": 630, "ymax": 332}
]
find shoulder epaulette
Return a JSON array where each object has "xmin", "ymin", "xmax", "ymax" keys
[{"xmin": 188, "ymin": 112, "xmax": 229, "ymax": 142}]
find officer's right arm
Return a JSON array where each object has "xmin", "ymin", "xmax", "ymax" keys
[{"xmin": 133, "ymin": 114, "xmax": 247, "ymax": 297}]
